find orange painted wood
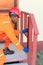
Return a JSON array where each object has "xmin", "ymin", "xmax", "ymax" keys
[
  {"xmin": 14, "ymin": 0, "xmax": 19, "ymax": 7},
  {"xmin": 0, "ymin": 12, "xmax": 9, "ymax": 16},
  {"xmin": 0, "ymin": 0, "xmax": 14, "ymax": 9}
]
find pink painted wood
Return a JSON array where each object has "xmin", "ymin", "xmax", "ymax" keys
[
  {"xmin": 20, "ymin": 11, "xmax": 39, "ymax": 65},
  {"xmin": 29, "ymin": 14, "xmax": 39, "ymax": 35},
  {"xmin": 32, "ymin": 34, "xmax": 37, "ymax": 65},
  {"xmin": 28, "ymin": 16, "xmax": 33, "ymax": 65},
  {"xmin": 24, "ymin": 13, "xmax": 28, "ymax": 28},
  {"xmin": 20, "ymin": 12, "xmax": 23, "ymax": 44},
  {"xmin": 20, "ymin": 11, "xmax": 28, "ymax": 47}
]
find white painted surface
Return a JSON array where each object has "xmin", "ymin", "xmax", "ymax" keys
[{"xmin": 19, "ymin": 0, "xmax": 43, "ymax": 41}]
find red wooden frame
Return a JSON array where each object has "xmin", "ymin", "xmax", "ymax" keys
[{"xmin": 20, "ymin": 11, "xmax": 39, "ymax": 65}]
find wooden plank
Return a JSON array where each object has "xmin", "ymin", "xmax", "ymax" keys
[
  {"xmin": 0, "ymin": 0, "xmax": 18, "ymax": 12},
  {"xmin": 0, "ymin": 0, "xmax": 14, "ymax": 9},
  {"xmin": 14, "ymin": 0, "xmax": 19, "ymax": 7},
  {"xmin": 5, "ymin": 52, "xmax": 27, "ymax": 63},
  {"xmin": 32, "ymin": 34, "xmax": 37, "ymax": 65},
  {"xmin": 0, "ymin": 43, "xmax": 27, "ymax": 64},
  {"xmin": 24, "ymin": 13, "xmax": 27, "ymax": 28},
  {"xmin": 5, "ymin": 63, "xmax": 28, "ymax": 65},
  {"xmin": 30, "ymin": 14, "xmax": 39, "ymax": 35},
  {"xmin": 20, "ymin": 12, "xmax": 23, "ymax": 44},
  {"xmin": 28, "ymin": 16, "xmax": 33, "ymax": 65}
]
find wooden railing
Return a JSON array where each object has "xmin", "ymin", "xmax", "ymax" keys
[{"xmin": 20, "ymin": 11, "xmax": 39, "ymax": 65}]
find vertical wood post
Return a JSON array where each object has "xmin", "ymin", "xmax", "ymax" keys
[
  {"xmin": 32, "ymin": 34, "xmax": 37, "ymax": 65},
  {"xmin": 28, "ymin": 16, "xmax": 33, "ymax": 65}
]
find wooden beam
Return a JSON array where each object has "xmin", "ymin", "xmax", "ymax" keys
[
  {"xmin": 28, "ymin": 16, "xmax": 33, "ymax": 65},
  {"xmin": 32, "ymin": 34, "xmax": 37, "ymax": 65},
  {"xmin": 14, "ymin": 0, "xmax": 19, "ymax": 7}
]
